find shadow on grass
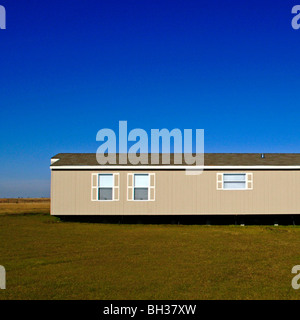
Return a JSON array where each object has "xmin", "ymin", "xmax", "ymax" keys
[{"xmin": 56, "ymin": 214, "xmax": 300, "ymax": 226}]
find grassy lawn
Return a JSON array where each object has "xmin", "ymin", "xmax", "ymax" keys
[{"xmin": 0, "ymin": 201, "xmax": 300, "ymax": 299}]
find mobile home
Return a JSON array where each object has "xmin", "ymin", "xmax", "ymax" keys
[{"xmin": 50, "ymin": 153, "xmax": 300, "ymax": 218}]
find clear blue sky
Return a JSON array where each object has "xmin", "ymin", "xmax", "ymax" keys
[{"xmin": 0, "ymin": 0, "xmax": 300, "ymax": 197}]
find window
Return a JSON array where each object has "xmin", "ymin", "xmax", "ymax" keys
[
  {"xmin": 134, "ymin": 174, "xmax": 149, "ymax": 200},
  {"xmin": 223, "ymin": 174, "xmax": 246, "ymax": 189},
  {"xmin": 127, "ymin": 173, "xmax": 155, "ymax": 201},
  {"xmin": 99, "ymin": 174, "xmax": 113, "ymax": 200},
  {"xmin": 217, "ymin": 173, "xmax": 253, "ymax": 190},
  {"xmin": 91, "ymin": 173, "xmax": 119, "ymax": 201}
]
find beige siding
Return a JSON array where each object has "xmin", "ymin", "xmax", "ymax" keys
[{"xmin": 51, "ymin": 170, "xmax": 300, "ymax": 215}]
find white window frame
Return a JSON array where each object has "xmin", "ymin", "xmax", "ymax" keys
[
  {"xmin": 91, "ymin": 173, "xmax": 119, "ymax": 201},
  {"xmin": 127, "ymin": 173, "xmax": 155, "ymax": 201},
  {"xmin": 217, "ymin": 173, "xmax": 253, "ymax": 190}
]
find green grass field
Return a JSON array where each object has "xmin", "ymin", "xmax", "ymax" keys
[{"xmin": 0, "ymin": 201, "xmax": 300, "ymax": 299}]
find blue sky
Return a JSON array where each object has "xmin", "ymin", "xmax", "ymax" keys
[{"xmin": 0, "ymin": 0, "xmax": 300, "ymax": 197}]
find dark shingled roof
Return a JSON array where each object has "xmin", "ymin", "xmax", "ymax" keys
[{"xmin": 51, "ymin": 153, "xmax": 300, "ymax": 166}]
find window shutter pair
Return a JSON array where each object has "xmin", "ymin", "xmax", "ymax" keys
[
  {"xmin": 91, "ymin": 173, "xmax": 119, "ymax": 201},
  {"xmin": 217, "ymin": 173, "xmax": 253, "ymax": 190},
  {"xmin": 127, "ymin": 173, "xmax": 155, "ymax": 201}
]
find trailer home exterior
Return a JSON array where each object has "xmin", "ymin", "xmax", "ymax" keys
[{"xmin": 50, "ymin": 153, "xmax": 300, "ymax": 216}]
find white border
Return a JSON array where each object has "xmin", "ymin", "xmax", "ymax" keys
[
  {"xmin": 51, "ymin": 158, "xmax": 59, "ymax": 164},
  {"xmin": 52, "ymin": 165, "xmax": 300, "ymax": 170}
]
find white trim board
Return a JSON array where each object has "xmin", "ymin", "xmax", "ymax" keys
[
  {"xmin": 51, "ymin": 158, "xmax": 60, "ymax": 164},
  {"xmin": 50, "ymin": 165, "xmax": 300, "ymax": 170}
]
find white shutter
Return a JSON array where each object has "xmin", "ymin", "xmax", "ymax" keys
[
  {"xmin": 217, "ymin": 173, "xmax": 223, "ymax": 190},
  {"xmin": 149, "ymin": 173, "xmax": 155, "ymax": 201},
  {"xmin": 247, "ymin": 173, "xmax": 253, "ymax": 190},
  {"xmin": 127, "ymin": 173, "xmax": 134, "ymax": 201},
  {"xmin": 113, "ymin": 173, "xmax": 119, "ymax": 201},
  {"xmin": 91, "ymin": 173, "xmax": 98, "ymax": 201}
]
